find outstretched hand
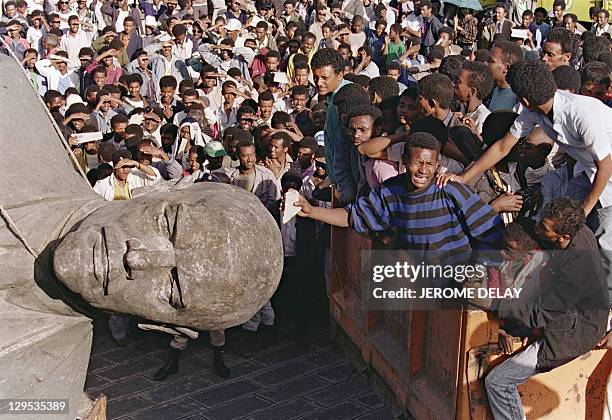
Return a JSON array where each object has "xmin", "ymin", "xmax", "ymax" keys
[
  {"xmin": 281, "ymin": 190, "xmax": 312, "ymax": 217},
  {"xmin": 436, "ymin": 173, "xmax": 464, "ymax": 188}
]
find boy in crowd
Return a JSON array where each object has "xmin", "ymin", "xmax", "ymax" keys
[{"xmin": 453, "ymin": 60, "xmax": 494, "ymax": 135}]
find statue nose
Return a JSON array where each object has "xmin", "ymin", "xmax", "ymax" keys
[{"xmin": 124, "ymin": 238, "xmax": 176, "ymax": 275}]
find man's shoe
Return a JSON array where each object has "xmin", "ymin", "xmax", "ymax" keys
[
  {"xmin": 213, "ymin": 345, "xmax": 231, "ymax": 378},
  {"xmin": 114, "ymin": 337, "xmax": 127, "ymax": 347},
  {"xmin": 153, "ymin": 348, "xmax": 181, "ymax": 381}
]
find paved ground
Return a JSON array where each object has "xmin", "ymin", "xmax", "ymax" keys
[{"xmin": 84, "ymin": 320, "xmax": 395, "ymax": 420}]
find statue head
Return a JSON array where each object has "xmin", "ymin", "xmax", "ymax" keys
[{"xmin": 53, "ymin": 182, "xmax": 283, "ymax": 330}]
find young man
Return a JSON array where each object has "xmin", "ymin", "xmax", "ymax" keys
[
  {"xmin": 291, "ymin": 133, "xmax": 502, "ymax": 259},
  {"xmin": 226, "ymin": 140, "xmax": 279, "ymax": 353},
  {"xmin": 124, "ymin": 73, "xmax": 148, "ymax": 108},
  {"xmin": 551, "ymin": 0, "xmax": 566, "ymax": 27},
  {"xmin": 420, "ymin": 0, "xmax": 443, "ymax": 56},
  {"xmin": 35, "ymin": 50, "xmax": 78, "ymax": 94},
  {"xmin": 580, "ymin": 61, "xmax": 611, "ymax": 102},
  {"xmin": 355, "ymin": 45, "xmax": 380, "ymax": 78},
  {"xmin": 310, "ymin": 48, "xmax": 352, "ymax": 199},
  {"xmin": 384, "ymin": 23, "xmax": 405, "ymax": 68},
  {"xmin": 227, "ymin": 140, "xmax": 280, "ymax": 207},
  {"xmin": 540, "ymin": 27, "xmax": 578, "ymax": 71},
  {"xmin": 417, "ymin": 73, "xmax": 459, "ymax": 127},
  {"xmin": 453, "ymin": 60, "xmax": 494, "ymax": 135},
  {"xmin": 439, "ymin": 60, "xmax": 612, "ymax": 256},
  {"xmin": 487, "ymin": 40, "xmax": 523, "ymax": 112},
  {"xmin": 593, "ymin": 8, "xmax": 612, "ymax": 36},
  {"xmin": 437, "ymin": 26, "xmax": 462, "ymax": 56},
  {"xmin": 59, "ymin": 15, "xmax": 90, "ymax": 68},
  {"xmin": 480, "ymin": 198, "xmax": 608, "ymax": 420},
  {"xmin": 265, "ymin": 132, "xmax": 294, "ymax": 179},
  {"xmin": 346, "ymin": 104, "xmax": 398, "ymax": 189},
  {"xmin": 529, "ymin": 7, "xmax": 551, "ymax": 49}
]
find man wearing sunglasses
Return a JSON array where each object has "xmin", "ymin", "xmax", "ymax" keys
[
  {"xmin": 60, "ymin": 15, "xmax": 90, "ymax": 68},
  {"xmin": 55, "ymin": 0, "xmax": 76, "ymax": 31}
]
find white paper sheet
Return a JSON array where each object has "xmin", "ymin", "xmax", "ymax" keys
[{"xmin": 282, "ymin": 189, "xmax": 301, "ymax": 224}]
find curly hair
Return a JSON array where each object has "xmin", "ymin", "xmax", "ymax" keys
[
  {"xmin": 311, "ymin": 48, "xmax": 344, "ymax": 73},
  {"xmin": 582, "ymin": 36, "xmax": 610, "ymax": 64},
  {"xmin": 505, "ymin": 221, "xmax": 538, "ymax": 250},
  {"xmin": 581, "ymin": 61, "xmax": 611, "ymax": 86},
  {"xmin": 439, "ymin": 55, "xmax": 465, "ymax": 82},
  {"xmin": 541, "ymin": 198, "xmax": 585, "ymax": 238},
  {"xmin": 368, "ymin": 76, "xmax": 400, "ymax": 102},
  {"xmin": 333, "ymin": 83, "xmax": 369, "ymax": 114},
  {"xmin": 545, "ymin": 27, "xmax": 579, "ymax": 56},
  {"xmin": 402, "ymin": 132, "xmax": 441, "ymax": 159},
  {"xmin": 417, "ymin": 73, "xmax": 454, "ymax": 109},
  {"xmin": 506, "ymin": 61, "xmax": 556, "ymax": 106},
  {"xmin": 347, "ymin": 104, "xmax": 383, "ymax": 121},
  {"xmin": 552, "ymin": 65, "xmax": 581, "ymax": 92},
  {"xmin": 492, "ymin": 40, "xmax": 523, "ymax": 66},
  {"xmin": 462, "ymin": 60, "xmax": 494, "ymax": 100}
]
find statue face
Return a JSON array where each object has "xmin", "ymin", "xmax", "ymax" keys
[{"xmin": 54, "ymin": 183, "xmax": 283, "ymax": 330}]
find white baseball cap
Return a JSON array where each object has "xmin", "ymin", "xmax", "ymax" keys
[{"xmin": 225, "ymin": 19, "xmax": 242, "ymax": 32}]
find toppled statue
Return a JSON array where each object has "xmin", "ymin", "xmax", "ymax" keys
[{"xmin": 0, "ymin": 55, "xmax": 282, "ymax": 419}]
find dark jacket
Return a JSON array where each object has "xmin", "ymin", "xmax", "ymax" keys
[{"xmin": 491, "ymin": 226, "xmax": 609, "ymax": 371}]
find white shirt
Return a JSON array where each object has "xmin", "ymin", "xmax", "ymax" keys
[
  {"xmin": 402, "ymin": 13, "xmax": 423, "ymax": 34},
  {"xmin": 172, "ymin": 38, "xmax": 194, "ymax": 61},
  {"xmin": 57, "ymin": 10, "xmax": 77, "ymax": 29},
  {"xmin": 60, "ymin": 30, "xmax": 90, "ymax": 68},
  {"xmin": 115, "ymin": 9, "xmax": 129, "ymax": 32},
  {"xmin": 510, "ymin": 90, "xmax": 612, "ymax": 207},
  {"xmin": 465, "ymin": 103, "xmax": 491, "ymax": 135},
  {"xmin": 596, "ymin": 23, "xmax": 612, "ymax": 36},
  {"xmin": 198, "ymin": 86, "xmax": 224, "ymax": 113},
  {"xmin": 359, "ymin": 61, "xmax": 380, "ymax": 78},
  {"xmin": 34, "ymin": 59, "xmax": 78, "ymax": 93},
  {"xmin": 93, "ymin": 168, "xmax": 162, "ymax": 201}
]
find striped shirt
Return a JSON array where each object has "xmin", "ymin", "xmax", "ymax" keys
[{"xmin": 348, "ymin": 175, "xmax": 503, "ymax": 264}]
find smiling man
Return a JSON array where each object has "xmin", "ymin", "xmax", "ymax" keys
[{"xmin": 292, "ymin": 132, "xmax": 502, "ymax": 260}]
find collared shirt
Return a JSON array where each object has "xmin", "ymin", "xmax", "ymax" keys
[
  {"xmin": 595, "ymin": 23, "xmax": 612, "ymax": 36},
  {"xmin": 465, "ymin": 103, "xmax": 491, "ymax": 135},
  {"xmin": 359, "ymin": 61, "xmax": 380, "ymax": 78},
  {"xmin": 173, "ymin": 38, "xmax": 194, "ymax": 61},
  {"xmin": 60, "ymin": 30, "xmax": 90, "ymax": 68},
  {"xmin": 510, "ymin": 90, "xmax": 612, "ymax": 207}
]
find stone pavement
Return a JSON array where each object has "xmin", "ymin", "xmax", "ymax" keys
[{"xmin": 84, "ymin": 321, "xmax": 395, "ymax": 420}]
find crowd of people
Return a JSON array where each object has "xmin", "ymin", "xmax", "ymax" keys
[{"xmin": 2, "ymin": 0, "xmax": 612, "ymax": 416}]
